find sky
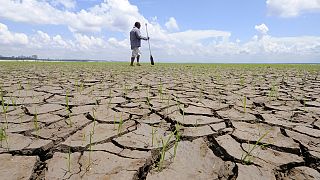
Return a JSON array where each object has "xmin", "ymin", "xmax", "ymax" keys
[{"xmin": 0, "ymin": 0, "xmax": 320, "ymax": 63}]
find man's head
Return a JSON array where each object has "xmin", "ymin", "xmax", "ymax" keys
[{"xmin": 134, "ymin": 22, "xmax": 141, "ymax": 29}]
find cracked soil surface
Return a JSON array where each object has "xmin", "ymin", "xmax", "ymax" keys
[{"xmin": 0, "ymin": 62, "xmax": 319, "ymax": 179}]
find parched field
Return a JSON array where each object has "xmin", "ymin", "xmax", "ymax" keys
[{"xmin": 0, "ymin": 62, "xmax": 319, "ymax": 180}]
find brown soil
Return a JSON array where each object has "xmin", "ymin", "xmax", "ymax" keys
[{"xmin": 0, "ymin": 63, "xmax": 319, "ymax": 179}]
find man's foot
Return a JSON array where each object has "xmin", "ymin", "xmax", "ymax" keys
[
  {"xmin": 137, "ymin": 63, "xmax": 141, "ymax": 66},
  {"xmin": 130, "ymin": 63, "xmax": 134, "ymax": 66}
]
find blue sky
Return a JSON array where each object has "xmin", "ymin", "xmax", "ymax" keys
[{"xmin": 0, "ymin": 0, "xmax": 320, "ymax": 63}]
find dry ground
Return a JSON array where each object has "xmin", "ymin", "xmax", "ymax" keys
[{"xmin": 0, "ymin": 62, "xmax": 319, "ymax": 179}]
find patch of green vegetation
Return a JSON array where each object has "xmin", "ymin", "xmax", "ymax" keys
[
  {"xmin": 1, "ymin": 92, "xmax": 9, "ymax": 128},
  {"xmin": 0, "ymin": 127, "xmax": 9, "ymax": 150},
  {"xmin": 241, "ymin": 130, "xmax": 270, "ymax": 165}
]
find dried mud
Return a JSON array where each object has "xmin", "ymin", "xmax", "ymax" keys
[{"xmin": 0, "ymin": 62, "xmax": 319, "ymax": 179}]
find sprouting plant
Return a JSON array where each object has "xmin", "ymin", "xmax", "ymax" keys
[
  {"xmin": 27, "ymin": 80, "xmax": 32, "ymax": 90},
  {"xmin": 82, "ymin": 133, "xmax": 86, "ymax": 145},
  {"xmin": 10, "ymin": 96, "xmax": 17, "ymax": 110},
  {"xmin": 92, "ymin": 109, "xmax": 96, "ymax": 132},
  {"xmin": 243, "ymin": 95, "xmax": 247, "ymax": 113},
  {"xmin": 80, "ymin": 80, "xmax": 84, "ymax": 94},
  {"xmin": 0, "ymin": 127, "xmax": 9, "ymax": 150},
  {"xmin": 158, "ymin": 80, "xmax": 163, "ymax": 102},
  {"xmin": 158, "ymin": 131, "xmax": 175, "ymax": 171},
  {"xmin": 123, "ymin": 84, "xmax": 129, "ymax": 96},
  {"xmin": 268, "ymin": 82, "xmax": 278, "ymax": 100},
  {"xmin": 240, "ymin": 76, "xmax": 245, "ymax": 87},
  {"xmin": 241, "ymin": 130, "xmax": 270, "ymax": 165},
  {"xmin": 33, "ymin": 108, "xmax": 39, "ymax": 138},
  {"xmin": 146, "ymin": 86, "xmax": 151, "ymax": 108},
  {"xmin": 88, "ymin": 131, "xmax": 93, "ymax": 168},
  {"xmin": 66, "ymin": 115, "xmax": 72, "ymax": 128},
  {"xmin": 18, "ymin": 81, "xmax": 23, "ymax": 90},
  {"xmin": 0, "ymin": 127, "xmax": 6, "ymax": 141},
  {"xmin": 1, "ymin": 93, "xmax": 9, "ymax": 128}
]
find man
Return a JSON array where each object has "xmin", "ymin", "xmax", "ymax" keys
[{"xmin": 130, "ymin": 22, "xmax": 149, "ymax": 66}]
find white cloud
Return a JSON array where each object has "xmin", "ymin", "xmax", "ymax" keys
[
  {"xmin": 255, "ymin": 23, "xmax": 269, "ymax": 35},
  {"xmin": 0, "ymin": 0, "xmax": 144, "ymax": 33},
  {"xmin": 165, "ymin": 17, "xmax": 179, "ymax": 31},
  {"xmin": 52, "ymin": 35, "xmax": 70, "ymax": 48},
  {"xmin": 0, "ymin": 23, "xmax": 319, "ymax": 62},
  {"xmin": 28, "ymin": 30, "xmax": 74, "ymax": 49},
  {"xmin": 108, "ymin": 38, "xmax": 129, "ymax": 48},
  {"xmin": 0, "ymin": 23, "xmax": 28, "ymax": 45},
  {"xmin": 50, "ymin": 0, "xmax": 76, "ymax": 9},
  {"xmin": 73, "ymin": 33, "xmax": 106, "ymax": 49},
  {"xmin": 168, "ymin": 30, "xmax": 230, "ymax": 43},
  {"xmin": 36, "ymin": 31, "xmax": 51, "ymax": 44},
  {"xmin": 267, "ymin": 0, "xmax": 320, "ymax": 17},
  {"xmin": 0, "ymin": 0, "xmax": 63, "ymax": 25},
  {"xmin": 0, "ymin": 1, "xmax": 319, "ymax": 62}
]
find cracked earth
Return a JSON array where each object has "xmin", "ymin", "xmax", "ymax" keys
[{"xmin": 0, "ymin": 62, "xmax": 319, "ymax": 179}]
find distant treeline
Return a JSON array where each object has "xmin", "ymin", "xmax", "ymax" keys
[
  {"xmin": 0, "ymin": 56, "xmax": 38, "ymax": 60},
  {"xmin": 0, "ymin": 56, "xmax": 102, "ymax": 62}
]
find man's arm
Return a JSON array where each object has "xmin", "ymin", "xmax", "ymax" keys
[{"xmin": 136, "ymin": 29, "xmax": 148, "ymax": 40}]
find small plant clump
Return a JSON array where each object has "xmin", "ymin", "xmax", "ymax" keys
[
  {"xmin": 157, "ymin": 124, "xmax": 183, "ymax": 171},
  {"xmin": 173, "ymin": 123, "xmax": 182, "ymax": 160},
  {"xmin": 0, "ymin": 127, "xmax": 9, "ymax": 150},
  {"xmin": 241, "ymin": 130, "xmax": 270, "ymax": 165},
  {"xmin": 268, "ymin": 83, "xmax": 278, "ymax": 100},
  {"xmin": 92, "ymin": 109, "xmax": 97, "ymax": 132},
  {"xmin": 10, "ymin": 96, "xmax": 17, "ymax": 110},
  {"xmin": 80, "ymin": 81, "xmax": 85, "ymax": 94},
  {"xmin": 1, "ymin": 93, "xmax": 9, "ymax": 128},
  {"xmin": 158, "ymin": 131, "xmax": 175, "ymax": 171},
  {"xmin": 240, "ymin": 76, "xmax": 245, "ymax": 87}
]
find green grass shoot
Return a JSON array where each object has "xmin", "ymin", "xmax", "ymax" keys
[{"xmin": 241, "ymin": 130, "xmax": 270, "ymax": 165}]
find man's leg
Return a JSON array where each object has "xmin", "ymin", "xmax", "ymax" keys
[
  {"xmin": 136, "ymin": 55, "xmax": 141, "ymax": 66},
  {"xmin": 130, "ymin": 57, "xmax": 135, "ymax": 66}
]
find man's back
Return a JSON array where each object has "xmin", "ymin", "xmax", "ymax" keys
[{"xmin": 130, "ymin": 27, "xmax": 141, "ymax": 50}]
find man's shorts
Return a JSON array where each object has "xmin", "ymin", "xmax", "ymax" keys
[{"xmin": 131, "ymin": 47, "xmax": 141, "ymax": 58}]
